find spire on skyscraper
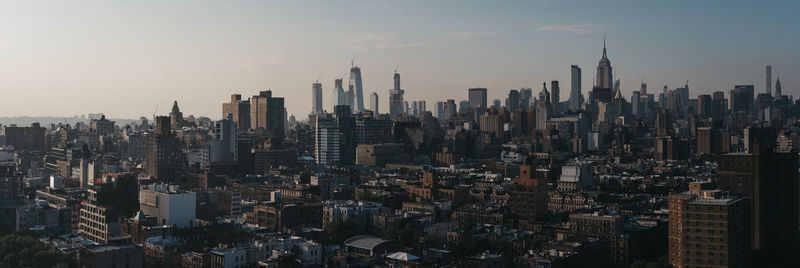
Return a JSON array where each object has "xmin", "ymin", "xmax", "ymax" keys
[{"xmin": 602, "ymin": 36, "xmax": 607, "ymax": 59}]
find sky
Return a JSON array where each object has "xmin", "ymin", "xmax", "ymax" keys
[{"xmin": 0, "ymin": 0, "xmax": 798, "ymax": 120}]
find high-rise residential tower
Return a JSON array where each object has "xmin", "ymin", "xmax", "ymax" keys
[
  {"xmin": 569, "ymin": 65, "xmax": 582, "ymax": 111},
  {"xmin": 551, "ymin": 80, "xmax": 560, "ymax": 115},
  {"xmin": 312, "ymin": 81, "xmax": 323, "ymax": 114},
  {"xmin": 370, "ymin": 92, "xmax": 379, "ymax": 117}
]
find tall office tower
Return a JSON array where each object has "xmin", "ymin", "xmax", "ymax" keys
[
  {"xmin": 663, "ymin": 85, "xmax": 668, "ymax": 97},
  {"xmin": 146, "ymin": 116, "xmax": 184, "ymax": 180},
  {"xmin": 250, "ymin": 90, "xmax": 285, "ymax": 139},
  {"xmin": 668, "ymin": 187, "xmax": 750, "ymax": 268},
  {"xmin": 169, "ymin": 101, "xmax": 183, "ymax": 130},
  {"xmin": 640, "ymin": 81, "xmax": 647, "ymax": 95},
  {"xmin": 506, "ymin": 89, "xmax": 520, "ymax": 111},
  {"xmin": 312, "ymin": 82, "xmax": 323, "ymax": 114},
  {"xmin": 0, "ymin": 159, "xmax": 21, "ymax": 229},
  {"xmin": 222, "ymin": 94, "xmax": 251, "ymax": 131},
  {"xmin": 718, "ymin": 130, "xmax": 798, "ymax": 251},
  {"xmin": 458, "ymin": 100, "xmax": 469, "ymax": 114},
  {"xmin": 389, "ymin": 72, "xmax": 405, "ymax": 115},
  {"xmin": 404, "ymin": 101, "xmax": 410, "ymax": 115},
  {"xmin": 350, "ymin": 66, "xmax": 364, "ymax": 112},
  {"xmin": 435, "ymin": 101, "xmax": 444, "ymax": 120},
  {"xmin": 631, "ymin": 91, "xmax": 640, "ymax": 116},
  {"xmin": 468, "ymin": 88, "xmax": 488, "ymax": 111},
  {"xmin": 493, "ymin": 99, "xmax": 502, "ymax": 110},
  {"xmin": 444, "ymin": 100, "xmax": 457, "ymax": 121},
  {"xmin": 712, "ymin": 91, "xmax": 727, "ymax": 118},
  {"xmin": 418, "ymin": 100, "xmax": 426, "ymax": 114},
  {"xmin": 370, "ymin": 93, "xmax": 379, "ymax": 117},
  {"xmin": 315, "ymin": 114, "xmax": 340, "ymax": 166},
  {"xmin": 775, "ymin": 75, "xmax": 782, "ymax": 98},
  {"xmin": 536, "ymin": 83, "xmax": 552, "ymax": 130},
  {"xmin": 520, "ymin": 88, "xmax": 533, "ymax": 109},
  {"xmin": 569, "ymin": 65, "xmax": 582, "ymax": 111},
  {"xmin": 412, "ymin": 101, "xmax": 419, "ymax": 117},
  {"xmin": 595, "ymin": 39, "xmax": 613, "ymax": 89},
  {"xmin": 766, "ymin": 65, "xmax": 772, "ymax": 96},
  {"xmin": 729, "ymin": 85, "xmax": 754, "ymax": 113},
  {"xmin": 551, "ymin": 81, "xmax": 560, "ymax": 115},
  {"xmin": 214, "ymin": 118, "xmax": 237, "ymax": 162},
  {"xmin": 697, "ymin": 94, "xmax": 712, "ymax": 118},
  {"xmin": 332, "ymin": 78, "xmax": 346, "ymax": 110}
]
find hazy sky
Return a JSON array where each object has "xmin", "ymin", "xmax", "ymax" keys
[{"xmin": 1, "ymin": 0, "xmax": 798, "ymax": 120}]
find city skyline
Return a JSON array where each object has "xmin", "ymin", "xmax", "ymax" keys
[{"xmin": 1, "ymin": 0, "xmax": 798, "ymax": 119}]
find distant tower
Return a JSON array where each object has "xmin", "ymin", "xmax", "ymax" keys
[
  {"xmin": 389, "ymin": 71, "xmax": 405, "ymax": 115},
  {"xmin": 468, "ymin": 88, "xmax": 488, "ymax": 111},
  {"xmin": 370, "ymin": 92, "xmax": 379, "ymax": 117},
  {"xmin": 551, "ymin": 80, "xmax": 560, "ymax": 114},
  {"xmin": 332, "ymin": 78, "xmax": 346, "ymax": 111},
  {"xmin": 766, "ymin": 65, "xmax": 772, "ymax": 96},
  {"xmin": 775, "ymin": 75, "xmax": 782, "ymax": 98},
  {"xmin": 349, "ymin": 65, "xmax": 365, "ymax": 112},
  {"xmin": 169, "ymin": 101, "xmax": 183, "ymax": 130},
  {"xmin": 595, "ymin": 38, "xmax": 613, "ymax": 89},
  {"xmin": 312, "ymin": 81, "xmax": 323, "ymax": 114},
  {"xmin": 536, "ymin": 82, "xmax": 552, "ymax": 130},
  {"xmin": 569, "ymin": 65, "xmax": 582, "ymax": 111},
  {"xmin": 640, "ymin": 81, "xmax": 647, "ymax": 95}
]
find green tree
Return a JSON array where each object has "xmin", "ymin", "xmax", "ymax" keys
[
  {"xmin": 0, "ymin": 233, "xmax": 78, "ymax": 268},
  {"xmin": 325, "ymin": 219, "xmax": 358, "ymax": 245}
]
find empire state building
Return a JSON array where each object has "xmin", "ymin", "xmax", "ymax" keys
[{"xmin": 595, "ymin": 39, "xmax": 613, "ymax": 89}]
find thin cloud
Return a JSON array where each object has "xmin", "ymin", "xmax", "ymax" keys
[
  {"xmin": 443, "ymin": 31, "xmax": 499, "ymax": 39},
  {"xmin": 534, "ymin": 24, "xmax": 605, "ymax": 34},
  {"xmin": 346, "ymin": 33, "xmax": 434, "ymax": 51}
]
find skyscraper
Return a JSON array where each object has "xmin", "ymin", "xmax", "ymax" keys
[
  {"xmin": 222, "ymin": 94, "xmax": 250, "ymax": 131},
  {"xmin": 250, "ymin": 90, "xmax": 286, "ymax": 139},
  {"xmin": 435, "ymin": 101, "xmax": 444, "ymax": 120},
  {"xmin": 536, "ymin": 83, "xmax": 551, "ymax": 130},
  {"xmin": 551, "ymin": 80, "xmax": 560, "ymax": 115},
  {"xmin": 312, "ymin": 82, "xmax": 323, "ymax": 114},
  {"xmin": 169, "ymin": 101, "xmax": 183, "ymax": 130},
  {"xmin": 520, "ymin": 87, "xmax": 533, "ymax": 109},
  {"xmin": 569, "ymin": 65, "xmax": 582, "ymax": 111},
  {"xmin": 506, "ymin": 89, "xmax": 520, "ymax": 111},
  {"xmin": 389, "ymin": 72, "xmax": 405, "ymax": 115},
  {"xmin": 775, "ymin": 75, "xmax": 782, "ymax": 98},
  {"xmin": 468, "ymin": 88, "xmax": 488, "ymax": 112},
  {"xmin": 349, "ymin": 66, "xmax": 364, "ymax": 112},
  {"xmin": 332, "ymin": 78, "xmax": 346, "ymax": 111},
  {"xmin": 766, "ymin": 65, "xmax": 772, "ymax": 96},
  {"xmin": 595, "ymin": 39, "xmax": 613, "ymax": 89},
  {"xmin": 640, "ymin": 81, "xmax": 647, "ymax": 95},
  {"xmin": 370, "ymin": 92, "xmax": 379, "ymax": 117}
]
